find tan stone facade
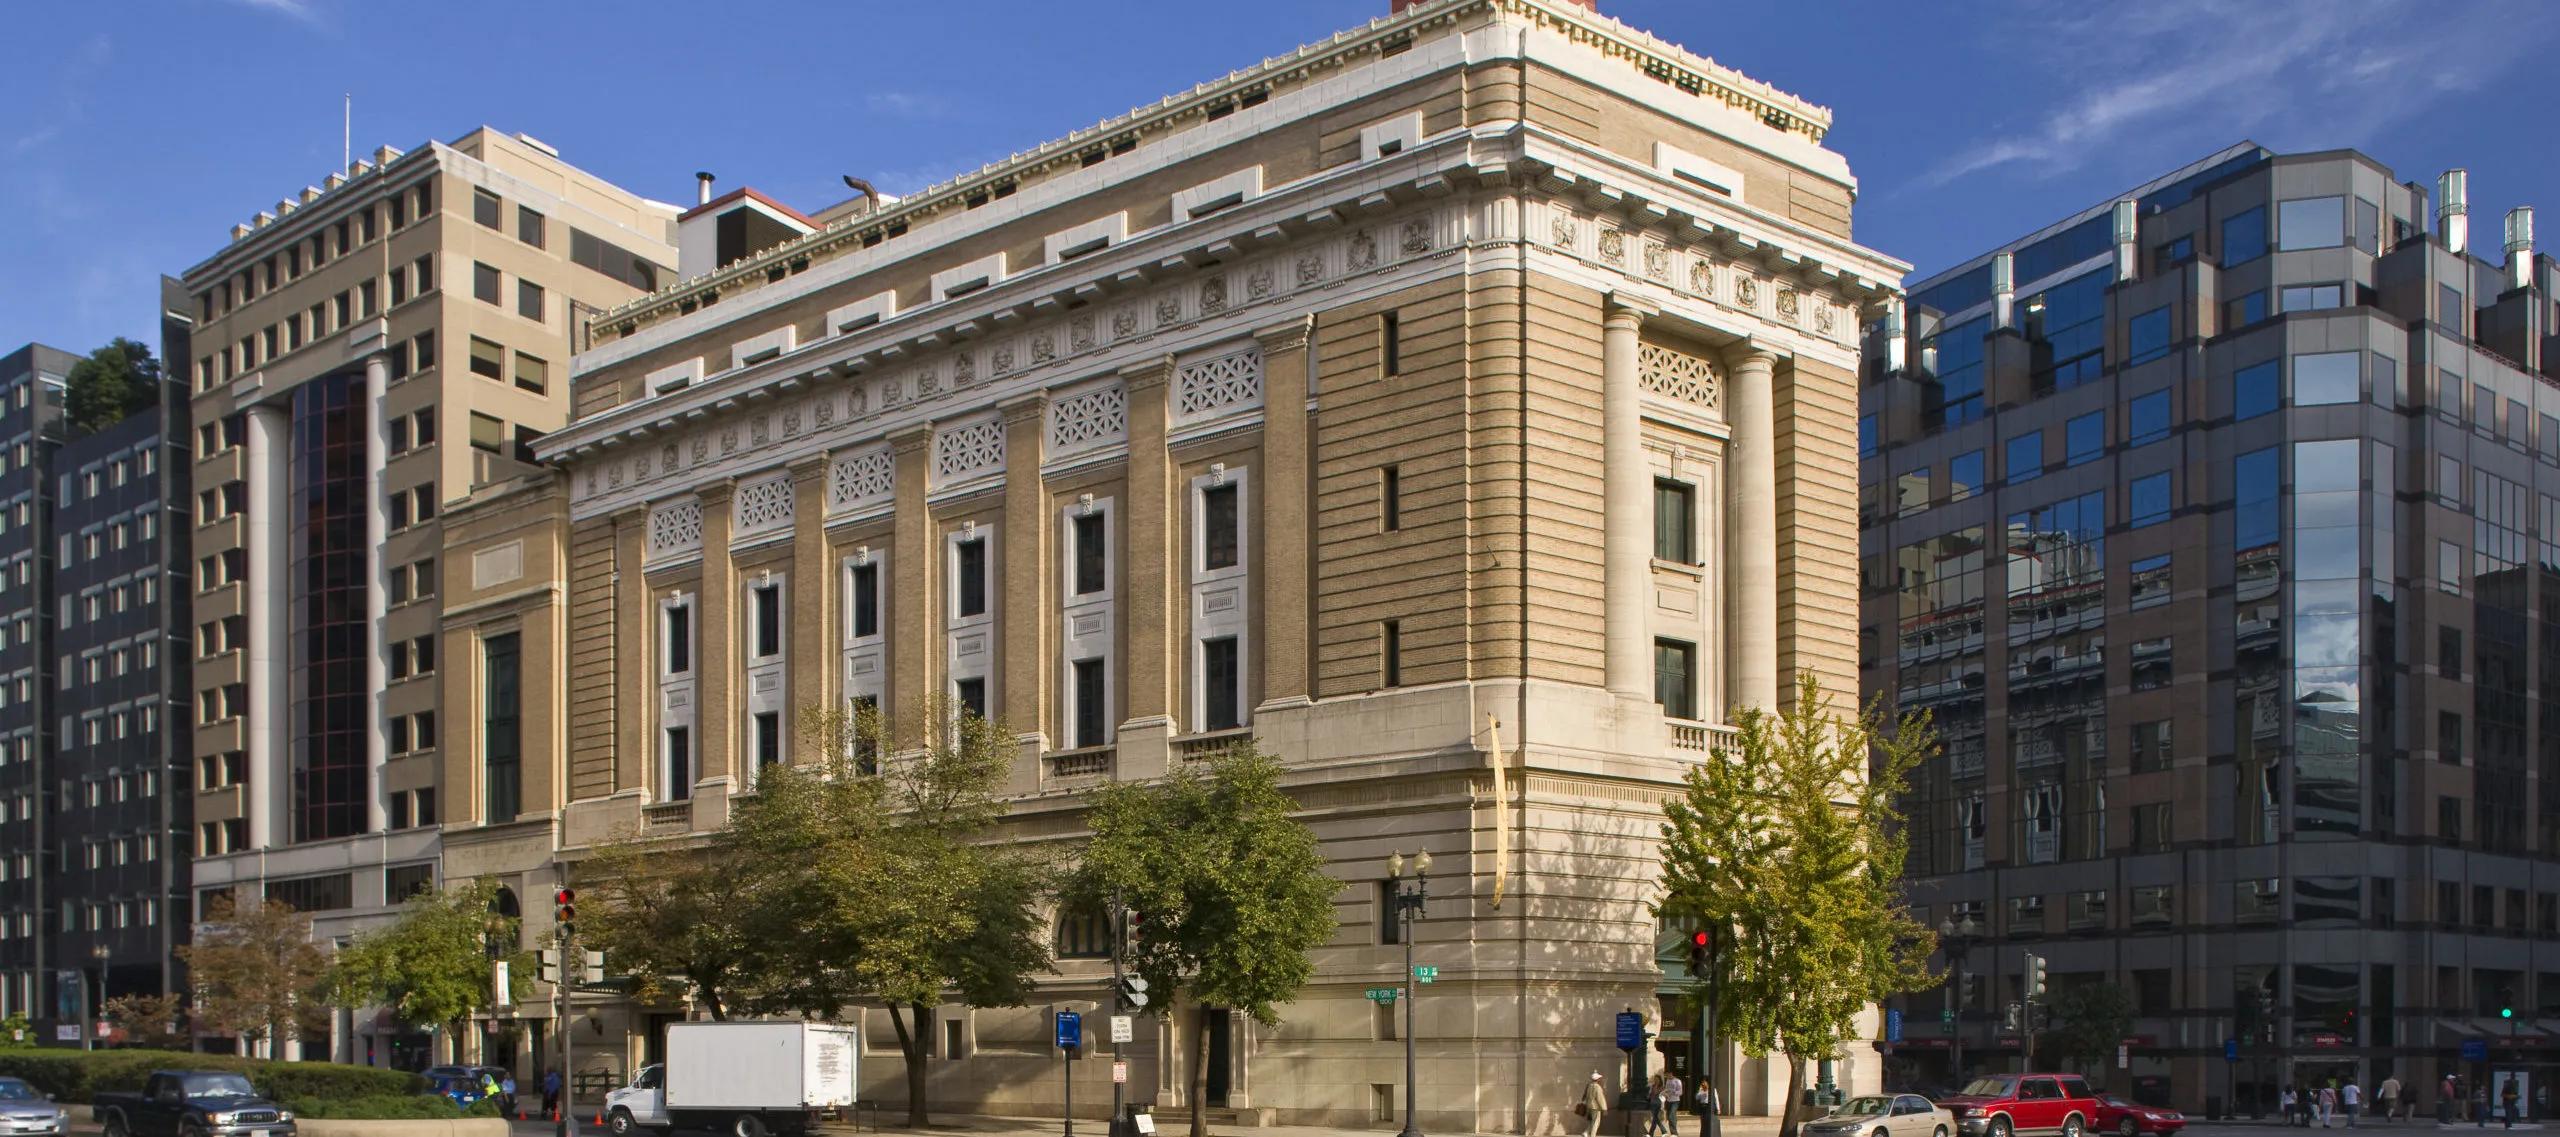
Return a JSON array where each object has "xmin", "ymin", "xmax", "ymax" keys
[
  {"xmin": 178, "ymin": 128, "xmax": 673, "ymax": 1061},
  {"xmin": 483, "ymin": 0, "xmax": 1901, "ymax": 1127}
]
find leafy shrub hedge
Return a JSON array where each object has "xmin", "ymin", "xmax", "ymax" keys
[
  {"xmin": 0, "ymin": 1050, "xmax": 423, "ymax": 1104},
  {"xmin": 286, "ymin": 1094, "xmax": 485, "ymax": 1120}
]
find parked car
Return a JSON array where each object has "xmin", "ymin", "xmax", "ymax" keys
[
  {"xmin": 422, "ymin": 1074, "xmax": 487, "ymax": 1107},
  {"xmin": 1938, "ymin": 1074, "xmax": 2101, "ymax": 1137},
  {"xmin": 93, "ymin": 1072, "xmax": 295, "ymax": 1137},
  {"xmin": 2091, "ymin": 1095, "xmax": 2185, "ymax": 1137},
  {"xmin": 1803, "ymin": 1094, "xmax": 1953, "ymax": 1137},
  {"xmin": 0, "ymin": 1078, "xmax": 69, "ymax": 1135}
]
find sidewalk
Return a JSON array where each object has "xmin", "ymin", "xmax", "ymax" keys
[{"xmin": 802, "ymin": 1110, "xmax": 1789, "ymax": 1137}]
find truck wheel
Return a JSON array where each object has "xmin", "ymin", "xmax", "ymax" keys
[
  {"xmin": 182, "ymin": 1121, "xmax": 210, "ymax": 1137},
  {"xmin": 102, "ymin": 1116, "xmax": 127, "ymax": 1137},
  {"xmin": 731, "ymin": 1115, "xmax": 767, "ymax": 1137},
  {"xmin": 609, "ymin": 1109, "xmax": 638, "ymax": 1137}
]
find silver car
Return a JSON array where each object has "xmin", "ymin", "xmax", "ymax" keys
[
  {"xmin": 0, "ymin": 1079, "xmax": 68, "ymax": 1135},
  {"xmin": 1803, "ymin": 1095, "xmax": 1954, "ymax": 1137}
]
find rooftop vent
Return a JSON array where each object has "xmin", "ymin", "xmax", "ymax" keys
[
  {"xmin": 2437, "ymin": 169, "xmax": 2469, "ymax": 255},
  {"xmin": 696, "ymin": 171, "xmax": 716, "ymax": 206},
  {"xmin": 2507, "ymin": 206, "xmax": 2535, "ymax": 293}
]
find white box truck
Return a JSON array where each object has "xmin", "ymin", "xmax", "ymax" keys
[{"xmin": 605, "ymin": 1021, "xmax": 859, "ymax": 1137}]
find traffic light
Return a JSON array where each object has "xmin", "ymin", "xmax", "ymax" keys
[
  {"xmin": 1117, "ymin": 974, "xmax": 1150, "ymax": 1012},
  {"xmin": 555, "ymin": 888, "xmax": 576, "ymax": 940},
  {"xmin": 2501, "ymin": 987, "xmax": 2516, "ymax": 1020},
  {"xmin": 2024, "ymin": 954, "xmax": 2048, "ymax": 1001},
  {"xmin": 538, "ymin": 948, "xmax": 562, "ymax": 984},
  {"xmin": 1688, "ymin": 930, "xmax": 1710, "ymax": 976},
  {"xmin": 583, "ymin": 950, "xmax": 607, "ymax": 984}
]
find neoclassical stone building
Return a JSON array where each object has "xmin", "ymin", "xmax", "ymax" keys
[{"xmin": 451, "ymin": 0, "xmax": 1903, "ymax": 1127}]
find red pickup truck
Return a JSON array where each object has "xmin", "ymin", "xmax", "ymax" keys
[{"xmin": 1938, "ymin": 1074, "xmax": 2100, "ymax": 1137}]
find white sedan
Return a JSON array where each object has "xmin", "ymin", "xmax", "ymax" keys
[{"xmin": 1801, "ymin": 1095, "xmax": 1955, "ymax": 1137}]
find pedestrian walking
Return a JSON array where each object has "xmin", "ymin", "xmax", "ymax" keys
[
  {"xmin": 2377, "ymin": 1075, "xmax": 2400, "ymax": 1125},
  {"xmin": 2342, "ymin": 1080, "xmax": 2360, "ymax": 1128},
  {"xmin": 2319, "ymin": 1083, "xmax": 2337, "ymax": 1127},
  {"xmin": 2444, "ymin": 1075, "xmax": 2460, "ymax": 1124},
  {"xmin": 1695, "ymin": 1078, "xmax": 1718, "ymax": 1129},
  {"xmin": 2474, "ymin": 1083, "xmax": 2489, "ymax": 1128},
  {"xmin": 542, "ymin": 1069, "xmax": 562, "ymax": 1120},
  {"xmin": 2500, "ymin": 1079, "xmax": 2520, "ymax": 1129},
  {"xmin": 2282, "ymin": 1086, "xmax": 2300, "ymax": 1128},
  {"xmin": 1661, "ymin": 1071, "xmax": 1686, "ymax": 1137},
  {"xmin": 1648, "ymin": 1074, "xmax": 1667, "ymax": 1136},
  {"xmin": 500, "ymin": 1073, "xmax": 517, "ymax": 1118},
  {"xmin": 1580, "ymin": 1072, "xmax": 1610, "ymax": 1137}
]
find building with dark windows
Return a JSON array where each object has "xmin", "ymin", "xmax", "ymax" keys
[
  {"xmin": 177, "ymin": 129, "xmax": 673, "ymax": 1063},
  {"xmin": 0, "ymin": 280, "xmax": 197, "ymax": 1047},
  {"xmin": 1863, "ymin": 143, "xmax": 2560, "ymax": 1113}
]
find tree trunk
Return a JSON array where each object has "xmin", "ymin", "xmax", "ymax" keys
[
  {"xmin": 1778, "ymin": 1056, "xmax": 1808, "ymax": 1137},
  {"xmin": 1188, "ymin": 1004, "xmax": 1213, "ymax": 1137},
  {"xmin": 892, "ymin": 1001, "xmax": 932, "ymax": 1129}
]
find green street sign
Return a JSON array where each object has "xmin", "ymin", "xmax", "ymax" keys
[
  {"xmin": 1415, "ymin": 966, "xmax": 1439, "ymax": 983},
  {"xmin": 1366, "ymin": 987, "xmax": 1400, "ymax": 1004},
  {"xmin": 1941, "ymin": 1011, "xmax": 1956, "ymax": 1025}
]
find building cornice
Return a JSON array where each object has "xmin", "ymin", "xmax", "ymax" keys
[{"xmin": 579, "ymin": 0, "xmax": 1837, "ymax": 337}]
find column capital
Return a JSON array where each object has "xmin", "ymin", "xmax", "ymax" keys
[
  {"xmin": 787, "ymin": 452, "xmax": 830, "ymax": 484},
  {"xmin": 889, "ymin": 424, "xmax": 934, "ymax": 456},
  {"xmin": 1604, "ymin": 291, "xmax": 1659, "ymax": 326},
  {"xmin": 1722, "ymin": 338, "xmax": 1787, "ymax": 371},
  {"xmin": 999, "ymin": 390, "xmax": 1050, "ymax": 427},
  {"xmin": 692, "ymin": 477, "xmax": 737, "ymax": 506},
  {"xmin": 1253, "ymin": 315, "xmax": 1315, "ymax": 355},
  {"xmin": 1119, "ymin": 353, "xmax": 1177, "ymax": 392}
]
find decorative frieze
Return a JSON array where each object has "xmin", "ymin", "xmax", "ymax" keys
[
  {"xmin": 933, "ymin": 416, "xmax": 1007, "ymax": 487},
  {"xmin": 1048, "ymin": 383, "xmax": 1129, "ymax": 457},
  {"xmin": 1637, "ymin": 343, "xmax": 1721, "ymax": 411}
]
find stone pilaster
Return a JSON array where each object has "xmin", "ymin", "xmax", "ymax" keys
[
  {"xmin": 889, "ymin": 426, "xmax": 935, "ymax": 751},
  {"xmin": 1725, "ymin": 346, "xmax": 1781, "ymax": 713},
  {"xmin": 362, "ymin": 350, "xmax": 391, "ymax": 833},
  {"xmin": 694, "ymin": 479, "xmax": 738, "ymax": 796},
  {"xmin": 1118, "ymin": 355, "xmax": 1177, "ymax": 780},
  {"xmin": 1601, "ymin": 294, "xmax": 1657, "ymax": 702},
  {"xmin": 1253, "ymin": 318, "xmax": 1315, "ymax": 713},
  {"xmin": 611, "ymin": 505, "xmax": 649, "ymax": 795},
  {"xmin": 243, "ymin": 403, "xmax": 292, "ymax": 850},
  {"xmin": 788, "ymin": 454, "xmax": 832, "ymax": 743},
  {"xmin": 1000, "ymin": 393, "xmax": 1052, "ymax": 792}
]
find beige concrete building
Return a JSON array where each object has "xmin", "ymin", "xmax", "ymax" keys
[
  {"xmin": 477, "ymin": 0, "xmax": 1903, "ymax": 1127},
  {"xmin": 177, "ymin": 128, "xmax": 675, "ymax": 1062}
]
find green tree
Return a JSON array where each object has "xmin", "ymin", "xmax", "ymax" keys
[
  {"xmin": 326, "ymin": 877, "xmax": 535, "ymax": 1038},
  {"xmin": 176, "ymin": 892, "xmax": 332, "ymax": 1054},
  {"xmin": 1070, "ymin": 742, "xmax": 1340, "ymax": 1137},
  {"xmin": 2043, "ymin": 980, "xmax": 2134, "ymax": 1073},
  {"xmin": 726, "ymin": 699, "xmax": 1051, "ymax": 1128},
  {"xmin": 102, "ymin": 992, "xmax": 190, "ymax": 1050},
  {"xmin": 579, "ymin": 834, "xmax": 764, "ymax": 1020},
  {"xmin": 1659, "ymin": 675, "xmax": 1938, "ymax": 1137},
  {"xmin": 64, "ymin": 337, "xmax": 159, "ymax": 435}
]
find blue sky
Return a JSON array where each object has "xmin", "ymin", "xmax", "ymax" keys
[{"xmin": 6, "ymin": 0, "xmax": 2558, "ymax": 356}]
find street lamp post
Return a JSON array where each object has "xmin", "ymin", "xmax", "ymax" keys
[
  {"xmin": 1389, "ymin": 850, "xmax": 1431, "ymax": 1137},
  {"xmin": 86, "ymin": 945, "xmax": 110, "ymax": 1052},
  {"xmin": 1937, "ymin": 917, "xmax": 1979, "ymax": 1089}
]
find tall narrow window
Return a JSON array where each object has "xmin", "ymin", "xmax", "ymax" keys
[
  {"xmin": 956, "ymin": 678, "xmax": 988, "ymax": 721},
  {"xmin": 851, "ymin": 694, "xmax": 881, "ymax": 773},
  {"xmin": 752, "ymin": 584, "xmax": 781, "ymax": 658},
  {"xmin": 1382, "ymin": 621, "xmax": 1403, "ymax": 688},
  {"xmin": 484, "ymin": 633, "xmax": 522, "ymax": 825},
  {"xmin": 1653, "ymin": 480, "xmax": 1695, "ymax": 564},
  {"xmin": 851, "ymin": 564, "xmax": 880, "ymax": 638},
  {"xmin": 1201, "ymin": 485, "xmax": 1239, "ymax": 570},
  {"xmin": 754, "ymin": 711, "xmax": 781, "ymax": 769},
  {"xmin": 1654, "ymin": 638, "xmax": 1696, "ymax": 720},
  {"xmin": 517, "ymin": 206, "xmax": 546, "ymax": 248},
  {"xmin": 1074, "ymin": 659, "xmax": 1107, "ymax": 748},
  {"xmin": 1074, "ymin": 513, "xmax": 1108, "ymax": 594},
  {"xmin": 664, "ymin": 727, "xmax": 692, "ymax": 801},
  {"xmin": 473, "ymin": 189, "xmax": 502, "ymax": 229},
  {"xmin": 1381, "ymin": 466, "xmax": 1402, "ymax": 531},
  {"xmin": 1381, "ymin": 310, "xmax": 1402, "ymax": 376},
  {"xmin": 1202, "ymin": 638, "xmax": 1241, "ymax": 731},
  {"xmin": 665, "ymin": 604, "xmax": 692, "ymax": 674},
  {"xmin": 956, "ymin": 540, "xmax": 988, "ymax": 617}
]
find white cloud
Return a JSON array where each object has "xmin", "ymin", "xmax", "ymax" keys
[
  {"xmin": 218, "ymin": 0, "xmax": 321, "ymax": 23},
  {"xmin": 1913, "ymin": 0, "xmax": 2560, "ymax": 191}
]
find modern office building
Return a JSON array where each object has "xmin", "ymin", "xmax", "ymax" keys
[
  {"xmin": 487, "ymin": 0, "xmax": 1899, "ymax": 1126},
  {"xmin": 176, "ymin": 128, "xmax": 675, "ymax": 1061},
  {"xmin": 1863, "ymin": 143, "xmax": 2560, "ymax": 1112},
  {"xmin": 0, "ymin": 279, "xmax": 197, "ymax": 1047}
]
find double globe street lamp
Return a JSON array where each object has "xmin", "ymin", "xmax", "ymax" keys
[{"xmin": 1388, "ymin": 850, "xmax": 1431, "ymax": 1137}]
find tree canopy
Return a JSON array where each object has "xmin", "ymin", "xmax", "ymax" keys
[
  {"xmin": 1070, "ymin": 741, "xmax": 1339, "ymax": 1137},
  {"xmin": 2043, "ymin": 980, "xmax": 2134, "ymax": 1072},
  {"xmin": 1659, "ymin": 675, "xmax": 1938, "ymax": 1137},
  {"xmin": 64, "ymin": 338, "xmax": 159, "ymax": 436},
  {"xmin": 326, "ymin": 877, "xmax": 535, "ymax": 1034},
  {"xmin": 176, "ymin": 892, "xmax": 331, "ymax": 1052}
]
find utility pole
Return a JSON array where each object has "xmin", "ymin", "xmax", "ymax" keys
[
  {"xmin": 554, "ymin": 887, "xmax": 580, "ymax": 1137},
  {"xmin": 1390, "ymin": 851, "xmax": 1430, "ymax": 1137}
]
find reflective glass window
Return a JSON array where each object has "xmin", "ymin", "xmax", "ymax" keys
[
  {"xmin": 2235, "ymin": 360, "xmax": 2281, "ymax": 420},
  {"xmin": 2129, "ymin": 472, "xmax": 2171, "ymax": 528},
  {"xmin": 2127, "ymin": 306, "xmax": 2172, "ymax": 365},
  {"xmin": 2006, "ymin": 431, "xmax": 2043, "ymax": 483},
  {"xmin": 2277, "ymin": 197, "xmax": 2346, "ymax": 250},
  {"xmin": 2222, "ymin": 207, "xmax": 2268, "ymax": 266},
  {"xmin": 2294, "ymin": 352, "xmax": 2360, "ymax": 406},
  {"xmin": 2128, "ymin": 390, "xmax": 2171, "ymax": 445},
  {"xmin": 2065, "ymin": 412, "xmax": 2105, "ymax": 466}
]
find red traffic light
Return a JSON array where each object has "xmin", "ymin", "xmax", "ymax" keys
[
  {"xmin": 555, "ymin": 888, "xmax": 575, "ymax": 905},
  {"xmin": 1692, "ymin": 931, "xmax": 1710, "ymax": 947}
]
